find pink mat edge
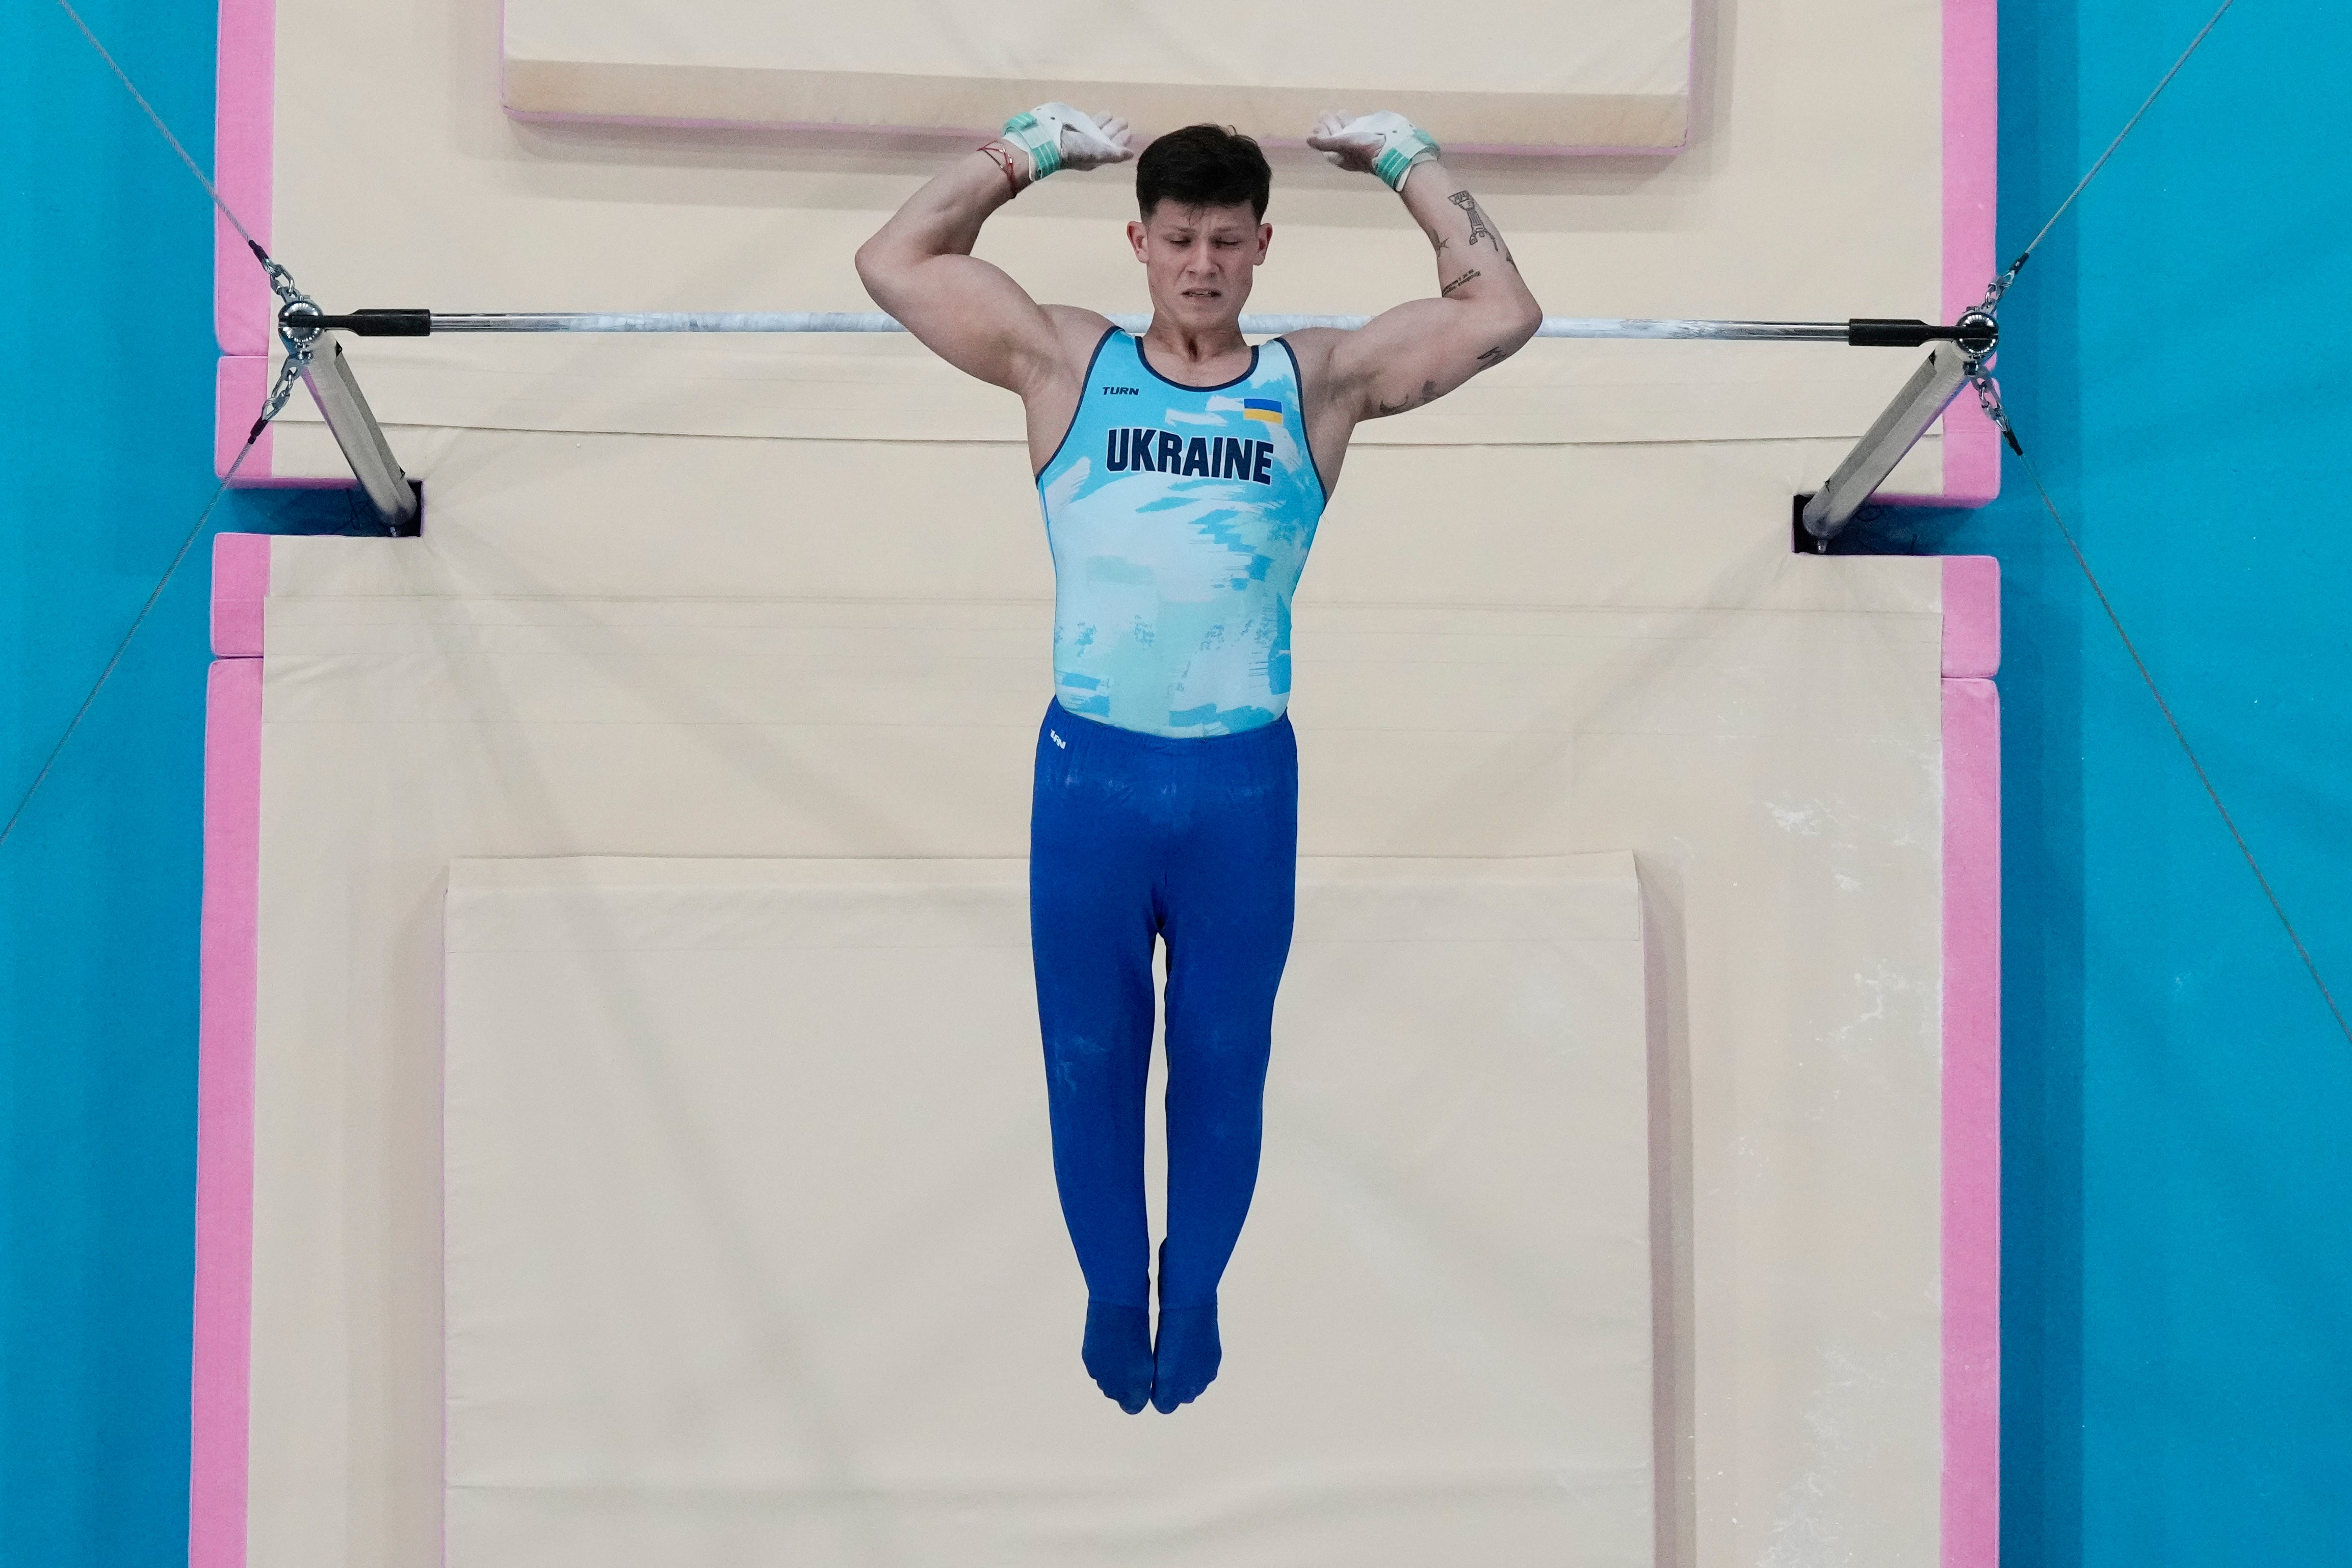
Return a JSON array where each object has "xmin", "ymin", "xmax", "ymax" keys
[
  {"xmin": 215, "ymin": 0, "xmax": 276, "ymax": 482},
  {"xmin": 1942, "ymin": 553, "xmax": 2002, "ymax": 680},
  {"xmin": 1937, "ymin": 0, "xmax": 2002, "ymax": 509},
  {"xmin": 1938, "ymin": 2, "xmax": 2003, "ymax": 1547},
  {"xmin": 214, "ymin": 357, "xmax": 274, "ymax": 485},
  {"xmin": 213, "ymin": 0, "xmax": 272, "ymax": 360},
  {"xmin": 1923, "ymin": 52, "xmax": 2009, "ymax": 1553},
  {"xmin": 191, "ymin": 533, "xmax": 268, "ymax": 1568},
  {"xmin": 210, "ymin": 534, "xmax": 273, "ymax": 659},
  {"xmin": 1942, "ymin": 668, "xmax": 2002, "ymax": 1568}
]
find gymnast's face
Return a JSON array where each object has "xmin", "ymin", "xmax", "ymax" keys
[{"xmin": 1127, "ymin": 202, "xmax": 1271, "ymax": 333}]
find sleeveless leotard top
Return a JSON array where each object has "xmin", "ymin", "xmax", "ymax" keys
[{"xmin": 1036, "ymin": 328, "xmax": 1328, "ymax": 738}]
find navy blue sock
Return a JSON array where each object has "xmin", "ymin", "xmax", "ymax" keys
[
  {"xmin": 1150, "ymin": 1303, "xmax": 1222, "ymax": 1413},
  {"xmin": 1082, "ymin": 1301, "xmax": 1154, "ymax": 1414}
]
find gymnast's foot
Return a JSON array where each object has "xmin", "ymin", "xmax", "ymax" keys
[
  {"xmin": 1082, "ymin": 1301, "xmax": 1154, "ymax": 1414},
  {"xmin": 1149, "ymin": 1303, "xmax": 1222, "ymax": 1413}
]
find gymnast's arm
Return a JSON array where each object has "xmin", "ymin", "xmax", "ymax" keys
[
  {"xmin": 853, "ymin": 147, "xmax": 1069, "ymax": 397},
  {"xmin": 854, "ymin": 108, "xmax": 1137, "ymax": 403},
  {"xmin": 1301, "ymin": 116, "xmax": 1544, "ymax": 428}
]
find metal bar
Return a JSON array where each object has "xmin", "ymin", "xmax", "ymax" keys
[
  {"xmin": 296, "ymin": 308, "xmax": 1994, "ymax": 349},
  {"xmin": 1798, "ymin": 340, "xmax": 1974, "ymax": 545},
  {"xmin": 432, "ymin": 310, "xmax": 1872, "ymax": 341},
  {"xmin": 430, "ymin": 310, "xmax": 912, "ymax": 334},
  {"xmin": 352, "ymin": 310, "xmax": 1873, "ymax": 343},
  {"xmin": 298, "ymin": 337, "xmax": 419, "ymax": 530},
  {"xmin": 1542, "ymin": 318, "xmax": 1855, "ymax": 342},
  {"xmin": 428, "ymin": 311, "xmax": 1865, "ymax": 341}
]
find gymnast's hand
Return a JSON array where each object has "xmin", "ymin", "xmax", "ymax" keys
[
  {"xmin": 999, "ymin": 103, "xmax": 1137, "ymax": 180},
  {"xmin": 1308, "ymin": 111, "xmax": 1442, "ymax": 192}
]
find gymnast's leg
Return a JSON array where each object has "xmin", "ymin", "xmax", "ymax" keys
[
  {"xmin": 1028, "ymin": 702, "xmax": 1160, "ymax": 1412},
  {"xmin": 1152, "ymin": 716, "xmax": 1298, "ymax": 1412}
]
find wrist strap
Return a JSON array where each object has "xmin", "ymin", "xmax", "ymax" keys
[
  {"xmin": 1361, "ymin": 117, "xmax": 1442, "ymax": 192},
  {"xmin": 1000, "ymin": 109, "xmax": 1066, "ymax": 180},
  {"xmin": 1375, "ymin": 143, "xmax": 1438, "ymax": 193}
]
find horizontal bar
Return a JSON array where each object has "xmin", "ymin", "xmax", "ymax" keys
[
  {"xmin": 423, "ymin": 311, "xmax": 1867, "ymax": 341},
  {"xmin": 288, "ymin": 307, "xmax": 1991, "ymax": 348}
]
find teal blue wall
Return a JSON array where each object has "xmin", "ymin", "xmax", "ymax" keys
[
  {"xmin": 3, "ymin": 1, "xmax": 2347, "ymax": 1561},
  {"xmin": 1939, "ymin": 1, "xmax": 2352, "ymax": 1560},
  {"xmin": 5, "ymin": 3, "xmax": 225, "ymax": 1562}
]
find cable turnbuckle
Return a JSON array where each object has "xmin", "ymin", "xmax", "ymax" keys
[
  {"xmin": 1967, "ymin": 368, "xmax": 2023, "ymax": 457},
  {"xmin": 1975, "ymin": 251, "xmax": 2029, "ymax": 322},
  {"xmin": 247, "ymin": 244, "xmax": 326, "ymax": 439},
  {"xmin": 239, "ymin": 269, "xmax": 322, "ymax": 440}
]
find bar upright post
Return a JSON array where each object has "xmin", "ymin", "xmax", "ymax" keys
[
  {"xmin": 298, "ymin": 338, "xmax": 419, "ymax": 531},
  {"xmin": 1798, "ymin": 341, "xmax": 1973, "ymax": 546}
]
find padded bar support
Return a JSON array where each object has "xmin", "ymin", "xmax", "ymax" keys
[
  {"xmin": 298, "ymin": 338, "xmax": 420, "ymax": 530},
  {"xmin": 294, "ymin": 309, "xmax": 1979, "ymax": 344},
  {"xmin": 1798, "ymin": 340, "xmax": 1974, "ymax": 544}
]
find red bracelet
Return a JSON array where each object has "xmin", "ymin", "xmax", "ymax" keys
[{"xmin": 979, "ymin": 142, "xmax": 1022, "ymax": 197}]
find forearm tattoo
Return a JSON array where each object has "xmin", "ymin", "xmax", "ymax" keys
[
  {"xmin": 1441, "ymin": 269, "xmax": 1481, "ymax": 298},
  {"xmin": 1449, "ymin": 190, "xmax": 1495, "ymax": 248}
]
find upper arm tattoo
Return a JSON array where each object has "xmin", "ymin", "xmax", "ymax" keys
[{"xmin": 1376, "ymin": 379, "xmax": 1442, "ymax": 417}]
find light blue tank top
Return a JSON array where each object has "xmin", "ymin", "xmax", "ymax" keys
[{"xmin": 1036, "ymin": 329, "xmax": 1328, "ymax": 738}]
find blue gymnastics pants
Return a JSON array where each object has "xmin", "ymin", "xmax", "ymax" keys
[{"xmin": 1028, "ymin": 699, "xmax": 1297, "ymax": 1311}]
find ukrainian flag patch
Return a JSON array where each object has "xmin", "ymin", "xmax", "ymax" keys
[{"xmin": 1242, "ymin": 398, "xmax": 1283, "ymax": 424}]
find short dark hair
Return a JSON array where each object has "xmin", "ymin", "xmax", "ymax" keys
[{"xmin": 1136, "ymin": 124, "xmax": 1272, "ymax": 221}]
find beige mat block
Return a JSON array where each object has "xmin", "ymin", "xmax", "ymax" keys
[
  {"xmin": 502, "ymin": 0, "xmax": 1689, "ymax": 149},
  {"xmin": 244, "ymin": 561, "xmax": 1941, "ymax": 1568},
  {"xmin": 442, "ymin": 854, "xmax": 1652, "ymax": 1564}
]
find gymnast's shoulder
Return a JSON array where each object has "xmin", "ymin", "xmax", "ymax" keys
[{"xmin": 1040, "ymin": 304, "xmax": 1121, "ymax": 360}]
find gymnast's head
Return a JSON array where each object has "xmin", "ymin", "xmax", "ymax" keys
[{"xmin": 1128, "ymin": 124, "xmax": 1273, "ymax": 331}]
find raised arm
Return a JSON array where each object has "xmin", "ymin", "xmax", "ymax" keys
[
  {"xmin": 1302, "ymin": 113, "xmax": 1544, "ymax": 424},
  {"xmin": 854, "ymin": 105, "xmax": 1137, "ymax": 396}
]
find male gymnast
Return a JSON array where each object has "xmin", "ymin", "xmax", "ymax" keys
[{"xmin": 857, "ymin": 104, "xmax": 1541, "ymax": 1414}]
